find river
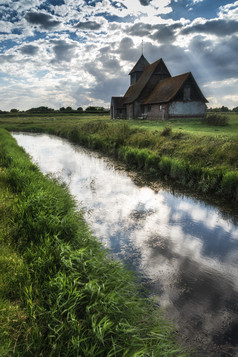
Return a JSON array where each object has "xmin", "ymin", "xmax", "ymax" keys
[{"xmin": 13, "ymin": 132, "xmax": 238, "ymax": 356}]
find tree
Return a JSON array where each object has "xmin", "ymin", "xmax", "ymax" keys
[
  {"xmin": 85, "ymin": 106, "xmax": 97, "ymax": 112},
  {"xmin": 77, "ymin": 107, "xmax": 83, "ymax": 112},
  {"xmin": 221, "ymin": 106, "xmax": 229, "ymax": 112},
  {"xmin": 27, "ymin": 106, "xmax": 54, "ymax": 113},
  {"xmin": 10, "ymin": 108, "xmax": 19, "ymax": 112},
  {"xmin": 232, "ymin": 106, "xmax": 238, "ymax": 112}
]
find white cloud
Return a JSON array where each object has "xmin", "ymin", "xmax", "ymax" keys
[
  {"xmin": 218, "ymin": 1, "xmax": 238, "ymax": 20},
  {"xmin": 0, "ymin": 0, "xmax": 237, "ymax": 110}
]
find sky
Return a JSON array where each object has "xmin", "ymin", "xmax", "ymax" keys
[{"xmin": 0, "ymin": 0, "xmax": 237, "ymax": 111}]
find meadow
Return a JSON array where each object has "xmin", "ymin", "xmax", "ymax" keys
[{"xmin": 1, "ymin": 111, "xmax": 237, "ymax": 200}]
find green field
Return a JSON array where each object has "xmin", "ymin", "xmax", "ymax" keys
[
  {"xmin": 0, "ymin": 112, "xmax": 237, "ymax": 200},
  {"xmin": 1, "ymin": 111, "xmax": 238, "ymax": 136}
]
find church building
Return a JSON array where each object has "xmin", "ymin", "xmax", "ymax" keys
[{"xmin": 111, "ymin": 55, "xmax": 208, "ymax": 120}]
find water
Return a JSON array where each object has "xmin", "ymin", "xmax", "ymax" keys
[{"xmin": 13, "ymin": 132, "xmax": 238, "ymax": 356}]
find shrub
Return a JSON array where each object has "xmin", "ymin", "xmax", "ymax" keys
[{"xmin": 203, "ymin": 114, "xmax": 228, "ymax": 126}]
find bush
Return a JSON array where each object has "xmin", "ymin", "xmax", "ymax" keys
[{"xmin": 203, "ymin": 114, "xmax": 228, "ymax": 126}]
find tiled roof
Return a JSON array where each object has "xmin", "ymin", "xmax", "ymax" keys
[
  {"xmin": 143, "ymin": 72, "xmax": 208, "ymax": 104},
  {"xmin": 124, "ymin": 59, "xmax": 166, "ymax": 104},
  {"xmin": 129, "ymin": 54, "xmax": 149, "ymax": 74}
]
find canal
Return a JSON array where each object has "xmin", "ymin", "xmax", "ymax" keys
[{"xmin": 13, "ymin": 132, "xmax": 238, "ymax": 356}]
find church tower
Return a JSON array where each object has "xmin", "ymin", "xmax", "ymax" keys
[{"xmin": 129, "ymin": 54, "xmax": 149, "ymax": 85}]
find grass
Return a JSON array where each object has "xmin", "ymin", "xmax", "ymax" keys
[
  {"xmin": 0, "ymin": 112, "xmax": 238, "ymax": 200},
  {"xmin": 126, "ymin": 112, "xmax": 238, "ymax": 137},
  {"xmin": 0, "ymin": 128, "xmax": 188, "ymax": 356},
  {"xmin": 0, "ymin": 169, "xmax": 27, "ymax": 356}
]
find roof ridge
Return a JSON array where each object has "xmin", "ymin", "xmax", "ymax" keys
[
  {"xmin": 144, "ymin": 71, "xmax": 207, "ymax": 105},
  {"xmin": 124, "ymin": 58, "xmax": 168, "ymax": 103},
  {"xmin": 129, "ymin": 54, "xmax": 150, "ymax": 75}
]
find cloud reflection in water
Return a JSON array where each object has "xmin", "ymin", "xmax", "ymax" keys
[{"xmin": 13, "ymin": 132, "xmax": 238, "ymax": 355}]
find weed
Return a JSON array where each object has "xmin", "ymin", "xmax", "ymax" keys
[{"xmin": 161, "ymin": 125, "xmax": 172, "ymax": 136}]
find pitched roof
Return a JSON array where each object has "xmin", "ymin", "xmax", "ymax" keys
[
  {"xmin": 124, "ymin": 58, "xmax": 169, "ymax": 104},
  {"xmin": 143, "ymin": 72, "xmax": 208, "ymax": 104},
  {"xmin": 129, "ymin": 54, "xmax": 149, "ymax": 74},
  {"xmin": 111, "ymin": 97, "xmax": 125, "ymax": 108}
]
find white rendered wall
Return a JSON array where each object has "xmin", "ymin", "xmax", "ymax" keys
[{"xmin": 169, "ymin": 101, "xmax": 206, "ymax": 116}]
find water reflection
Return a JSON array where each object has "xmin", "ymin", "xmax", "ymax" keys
[{"xmin": 13, "ymin": 132, "xmax": 238, "ymax": 356}]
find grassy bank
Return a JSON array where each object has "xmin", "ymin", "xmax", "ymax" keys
[
  {"xmin": 0, "ymin": 128, "xmax": 187, "ymax": 356},
  {"xmin": 1, "ymin": 113, "xmax": 237, "ymax": 201}
]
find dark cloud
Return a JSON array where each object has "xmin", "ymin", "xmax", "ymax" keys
[
  {"xmin": 75, "ymin": 21, "xmax": 101, "ymax": 31},
  {"xmin": 127, "ymin": 22, "xmax": 182, "ymax": 43},
  {"xmin": 85, "ymin": 62, "xmax": 105, "ymax": 82},
  {"xmin": 20, "ymin": 44, "xmax": 39, "ymax": 55},
  {"xmin": 84, "ymin": 55, "xmax": 122, "ymax": 94},
  {"xmin": 99, "ymin": 46, "xmax": 111, "ymax": 55},
  {"xmin": 139, "ymin": 0, "xmax": 152, "ymax": 5},
  {"xmin": 188, "ymin": 35, "xmax": 238, "ymax": 81},
  {"xmin": 25, "ymin": 12, "xmax": 60, "ymax": 29},
  {"xmin": 182, "ymin": 19, "xmax": 238, "ymax": 37},
  {"xmin": 51, "ymin": 40, "xmax": 76, "ymax": 63},
  {"xmin": 127, "ymin": 23, "xmax": 152, "ymax": 37},
  {"xmin": 89, "ymin": 76, "xmax": 128, "ymax": 101},
  {"xmin": 98, "ymin": 54, "xmax": 121, "ymax": 73},
  {"xmin": 152, "ymin": 26, "xmax": 176, "ymax": 43},
  {"xmin": 0, "ymin": 54, "xmax": 14, "ymax": 64},
  {"xmin": 117, "ymin": 37, "xmax": 140, "ymax": 61}
]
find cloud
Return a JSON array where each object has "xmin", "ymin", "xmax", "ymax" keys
[
  {"xmin": 152, "ymin": 26, "xmax": 176, "ymax": 43},
  {"xmin": 182, "ymin": 19, "xmax": 238, "ymax": 37},
  {"xmin": 75, "ymin": 20, "xmax": 101, "ymax": 30},
  {"xmin": 116, "ymin": 37, "xmax": 140, "ymax": 61},
  {"xmin": 19, "ymin": 44, "xmax": 39, "ymax": 55},
  {"xmin": 25, "ymin": 11, "xmax": 61, "ymax": 29},
  {"xmin": 0, "ymin": 54, "xmax": 15, "ymax": 63},
  {"xmin": 89, "ymin": 76, "xmax": 128, "ymax": 101},
  {"xmin": 188, "ymin": 35, "xmax": 238, "ymax": 81},
  {"xmin": 139, "ymin": 0, "xmax": 152, "ymax": 5},
  {"xmin": 50, "ymin": 40, "xmax": 77, "ymax": 63},
  {"xmin": 0, "ymin": 0, "xmax": 237, "ymax": 110},
  {"xmin": 126, "ymin": 22, "xmax": 183, "ymax": 43}
]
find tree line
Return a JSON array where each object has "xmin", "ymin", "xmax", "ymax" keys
[
  {"xmin": 0, "ymin": 106, "xmax": 110, "ymax": 114},
  {"xmin": 1, "ymin": 105, "xmax": 237, "ymax": 114},
  {"xmin": 207, "ymin": 106, "xmax": 238, "ymax": 112}
]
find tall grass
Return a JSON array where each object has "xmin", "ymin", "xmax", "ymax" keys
[{"xmin": 0, "ymin": 129, "xmax": 187, "ymax": 356}]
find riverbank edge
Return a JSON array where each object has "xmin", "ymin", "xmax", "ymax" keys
[
  {"xmin": 0, "ymin": 128, "xmax": 188, "ymax": 356},
  {"xmin": 60, "ymin": 123, "xmax": 238, "ymax": 201},
  {"xmin": 4, "ymin": 118, "xmax": 238, "ymax": 201}
]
